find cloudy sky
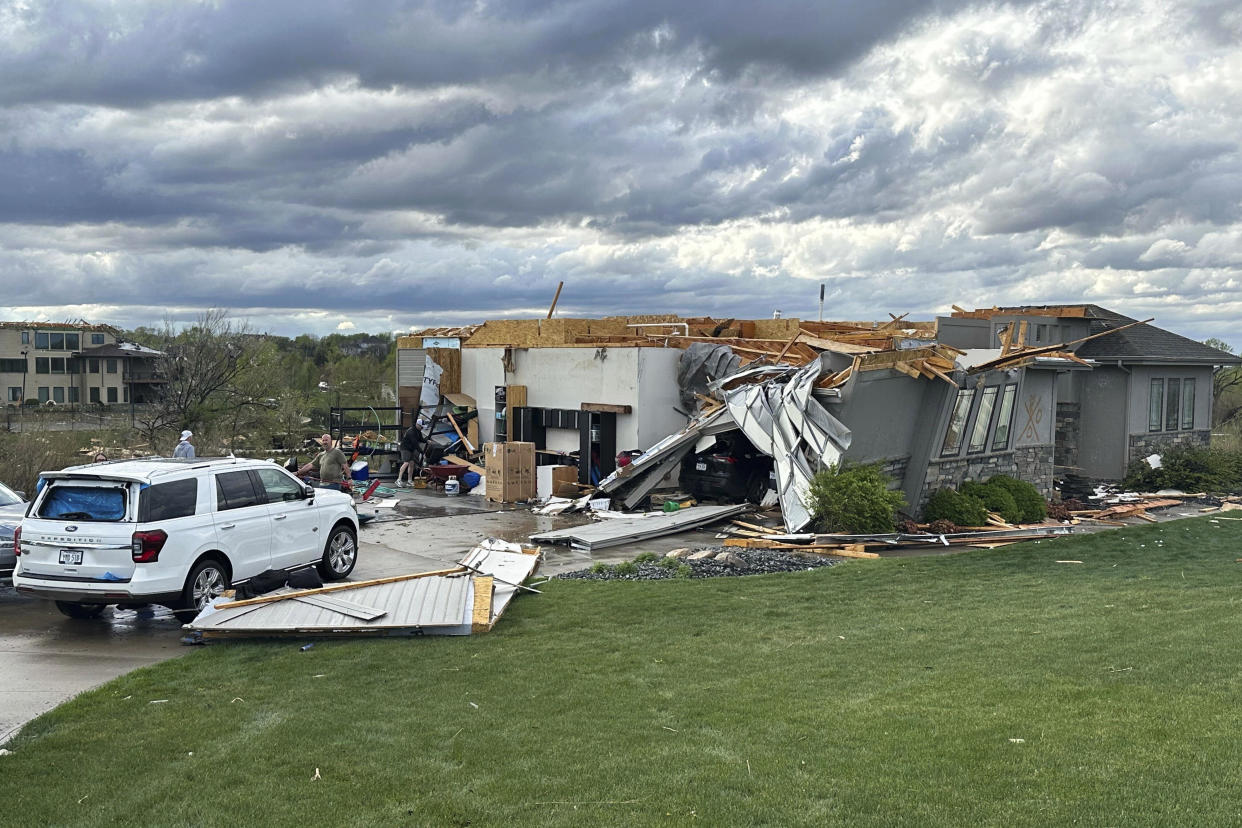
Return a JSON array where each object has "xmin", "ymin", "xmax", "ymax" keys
[{"xmin": 1, "ymin": 0, "xmax": 1240, "ymax": 345}]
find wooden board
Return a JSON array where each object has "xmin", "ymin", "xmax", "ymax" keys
[{"xmin": 471, "ymin": 576, "xmax": 494, "ymax": 633}]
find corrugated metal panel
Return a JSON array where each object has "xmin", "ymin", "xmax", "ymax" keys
[
  {"xmin": 194, "ymin": 575, "xmax": 472, "ymax": 632},
  {"xmin": 530, "ymin": 504, "xmax": 748, "ymax": 550},
  {"xmin": 397, "ymin": 348, "xmax": 427, "ymax": 389}
]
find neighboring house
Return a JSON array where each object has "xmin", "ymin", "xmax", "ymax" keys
[
  {"xmin": 0, "ymin": 322, "xmax": 164, "ymax": 407},
  {"xmin": 936, "ymin": 305, "xmax": 1241, "ymax": 483}
]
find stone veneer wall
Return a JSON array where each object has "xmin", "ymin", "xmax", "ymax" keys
[
  {"xmin": 1127, "ymin": 429, "xmax": 1211, "ymax": 466},
  {"xmin": 918, "ymin": 445, "xmax": 1055, "ymax": 512},
  {"xmin": 878, "ymin": 456, "xmax": 909, "ymax": 488},
  {"xmin": 1054, "ymin": 402, "xmax": 1080, "ymax": 470}
]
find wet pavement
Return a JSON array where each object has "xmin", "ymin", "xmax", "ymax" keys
[{"xmin": 0, "ymin": 487, "xmax": 723, "ymax": 744}]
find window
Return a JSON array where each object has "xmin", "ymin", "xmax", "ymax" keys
[
  {"xmin": 7, "ymin": 387, "xmax": 20, "ymax": 402},
  {"xmin": 91, "ymin": 333, "xmax": 105, "ymax": 345},
  {"xmin": 1148, "ymin": 379, "xmax": 1164, "ymax": 432},
  {"xmin": 106, "ymin": 359, "xmax": 117, "ymax": 374},
  {"xmin": 52, "ymin": 387, "xmax": 64, "ymax": 404},
  {"xmin": 256, "ymin": 468, "xmax": 305, "ymax": 503},
  {"xmin": 1181, "ymin": 379, "xmax": 1196, "ymax": 430},
  {"xmin": 1034, "ymin": 324, "xmax": 1046, "ymax": 343},
  {"xmin": 0, "ymin": 358, "xmax": 24, "ymax": 372},
  {"xmin": 37, "ymin": 387, "xmax": 49, "ymax": 403},
  {"xmin": 942, "ymin": 389, "xmax": 975, "ymax": 456},
  {"xmin": 38, "ymin": 485, "xmax": 127, "ymax": 521},
  {"xmin": 21, "ymin": 331, "xmax": 29, "ymax": 345},
  {"xmin": 49, "ymin": 333, "xmax": 64, "ymax": 350},
  {"xmin": 67, "ymin": 358, "xmax": 81, "ymax": 374},
  {"xmin": 123, "ymin": 388, "xmax": 129, "ymax": 403},
  {"xmin": 35, "ymin": 358, "xmax": 49, "ymax": 374},
  {"xmin": 967, "ymin": 387, "xmax": 999, "ymax": 453},
  {"xmin": 106, "ymin": 387, "xmax": 118, "ymax": 403},
  {"xmin": 34, "ymin": 332, "xmax": 48, "ymax": 349},
  {"xmin": 89, "ymin": 387, "xmax": 100, "ymax": 404},
  {"xmin": 88, "ymin": 359, "xmax": 99, "ymax": 374},
  {"xmin": 50, "ymin": 357, "xmax": 65, "ymax": 374},
  {"xmin": 1165, "ymin": 378, "xmax": 1181, "ymax": 432},
  {"xmin": 68, "ymin": 387, "xmax": 79, "ymax": 403},
  {"xmin": 1150, "ymin": 377, "xmax": 1198, "ymax": 432},
  {"xmin": 215, "ymin": 471, "xmax": 262, "ymax": 511},
  {"xmin": 139, "ymin": 479, "xmax": 199, "ymax": 522},
  {"xmin": 65, "ymin": 333, "xmax": 79, "ymax": 351}
]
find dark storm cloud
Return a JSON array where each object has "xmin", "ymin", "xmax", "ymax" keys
[{"xmin": 1, "ymin": 0, "xmax": 974, "ymax": 106}]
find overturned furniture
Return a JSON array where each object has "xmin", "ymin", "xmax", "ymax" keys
[{"xmin": 186, "ymin": 539, "xmax": 540, "ymax": 638}]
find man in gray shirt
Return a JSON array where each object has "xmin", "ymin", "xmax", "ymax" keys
[
  {"xmin": 298, "ymin": 433, "xmax": 350, "ymax": 491},
  {"xmin": 174, "ymin": 430, "xmax": 195, "ymax": 459}
]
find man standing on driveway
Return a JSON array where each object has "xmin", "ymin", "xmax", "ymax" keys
[
  {"xmin": 173, "ymin": 430, "xmax": 195, "ymax": 459},
  {"xmin": 298, "ymin": 433, "xmax": 350, "ymax": 492}
]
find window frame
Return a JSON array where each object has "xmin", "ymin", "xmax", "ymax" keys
[
  {"xmin": 1181, "ymin": 379, "xmax": 1196, "ymax": 430},
  {"xmin": 966, "ymin": 386, "xmax": 1000, "ymax": 454},
  {"xmin": 990, "ymin": 384, "xmax": 1018, "ymax": 452},
  {"xmin": 941, "ymin": 389, "xmax": 976, "ymax": 457},
  {"xmin": 34, "ymin": 332, "xmax": 49, "ymax": 349},
  {"xmin": 1148, "ymin": 378, "xmax": 1165, "ymax": 432}
]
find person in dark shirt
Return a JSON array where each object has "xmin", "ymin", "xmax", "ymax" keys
[{"xmin": 395, "ymin": 424, "xmax": 423, "ymax": 488}]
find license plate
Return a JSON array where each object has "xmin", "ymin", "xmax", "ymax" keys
[
  {"xmin": 59, "ymin": 549, "xmax": 83, "ymax": 565},
  {"xmin": 695, "ymin": 462, "xmax": 707, "ymax": 471}
]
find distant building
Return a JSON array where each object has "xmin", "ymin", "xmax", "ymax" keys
[{"xmin": 0, "ymin": 322, "xmax": 164, "ymax": 407}]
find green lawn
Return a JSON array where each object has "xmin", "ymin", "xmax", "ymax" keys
[{"xmin": 4, "ymin": 518, "xmax": 1242, "ymax": 827}]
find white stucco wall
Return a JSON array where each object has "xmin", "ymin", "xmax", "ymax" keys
[{"xmin": 461, "ymin": 346, "xmax": 661, "ymax": 450}]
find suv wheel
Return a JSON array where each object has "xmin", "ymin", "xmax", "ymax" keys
[
  {"xmin": 318, "ymin": 524, "xmax": 357, "ymax": 581},
  {"xmin": 55, "ymin": 601, "xmax": 106, "ymax": 620},
  {"xmin": 176, "ymin": 559, "xmax": 229, "ymax": 622}
]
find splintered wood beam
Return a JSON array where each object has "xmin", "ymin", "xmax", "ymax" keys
[
  {"xmin": 892, "ymin": 361, "xmax": 922, "ymax": 379},
  {"xmin": 546, "ymin": 281, "xmax": 564, "ymax": 319}
]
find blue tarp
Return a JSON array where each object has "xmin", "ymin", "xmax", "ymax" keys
[{"xmin": 39, "ymin": 486, "xmax": 127, "ymax": 521}]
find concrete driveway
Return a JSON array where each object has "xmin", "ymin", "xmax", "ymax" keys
[{"xmin": 0, "ymin": 489, "xmax": 722, "ymax": 744}]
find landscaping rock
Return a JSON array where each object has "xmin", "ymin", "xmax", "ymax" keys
[
  {"xmin": 556, "ymin": 549, "xmax": 837, "ymax": 581},
  {"xmin": 665, "ymin": 548, "xmax": 691, "ymax": 558},
  {"xmin": 714, "ymin": 551, "xmax": 745, "ymax": 567}
]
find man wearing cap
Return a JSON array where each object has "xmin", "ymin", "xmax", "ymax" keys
[
  {"xmin": 297, "ymin": 433, "xmax": 350, "ymax": 492},
  {"xmin": 174, "ymin": 430, "xmax": 196, "ymax": 459}
]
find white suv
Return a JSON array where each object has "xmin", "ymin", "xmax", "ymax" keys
[{"xmin": 13, "ymin": 457, "xmax": 359, "ymax": 621}]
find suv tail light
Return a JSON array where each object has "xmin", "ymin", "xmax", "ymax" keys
[
  {"xmin": 131, "ymin": 529, "xmax": 168, "ymax": 563},
  {"xmin": 13, "ymin": 525, "xmax": 20, "ymax": 557}
]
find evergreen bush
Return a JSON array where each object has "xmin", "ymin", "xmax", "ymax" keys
[
  {"xmin": 922, "ymin": 487, "xmax": 988, "ymax": 527},
  {"xmin": 960, "ymin": 480, "xmax": 1022, "ymax": 524},
  {"xmin": 987, "ymin": 475, "xmax": 1048, "ymax": 523},
  {"xmin": 806, "ymin": 464, "xmax": 905, "ymax": 534}
]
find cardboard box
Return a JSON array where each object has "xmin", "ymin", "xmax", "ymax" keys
[
  {"xmin": 537, "ymin": 464, "xmax": 579, "ymax": 499},
  {"xmin": 485, "ymin": 442, "xmax": 536, "ymax": 502}
]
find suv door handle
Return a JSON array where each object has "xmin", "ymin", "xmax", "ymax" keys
[
  {"xmin": 220, "ymin": 523, "xmax": 236, "ymax": 530},
  {"xmin": 273, "ymin": 515, "xmax": 287, "ymax": 521}
]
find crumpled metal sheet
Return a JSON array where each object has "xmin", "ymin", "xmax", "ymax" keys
[
  {"xmin": 594, "ymin": 357, "xmax": 851, "ymax": 533},
  {"xmin": 723, "ymin": 358, "xmax": 851, "ymax": 532}
]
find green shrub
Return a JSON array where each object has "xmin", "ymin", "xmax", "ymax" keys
[
  {"xmin": 613, "ymin": 561, "xmax": 638, "ymax": 576},
  {"xmin": 987, "ymin": 475, "xmax": 1047, "ymax": 523},
  {"xmin": 674, "ymin": 563, "xmax": 693, "ymax": 579},
  {"xmin": 806, "ymin": 464, "xmax": 905, "ymax": 534},
  {"xmin": 960, "ymin": 480, "xmax": 1022, "ymax": 524},
  {"xmin": 1121, "ymin": 446, "xmax": 1242, "ymax": 494},
  {"xmin": 590, "ymin": 562, "xmax": 611, "ymax": 574},
  {"xmin": 633, "ymin": 551, "xmax": 659, "ymax": 564},
  {"xmin": 656, "ymin": 555, "xmax": 680, "ymax": 570},
  {"xmin": 922, "ymin": 487, "xmax": 988, "ymax": 527}
]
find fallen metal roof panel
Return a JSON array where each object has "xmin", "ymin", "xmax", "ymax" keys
[{"xmin": 530, "ymin": 503, "xmax": 749, "ymax": 550}]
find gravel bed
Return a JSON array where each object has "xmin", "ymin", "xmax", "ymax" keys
[{"xmin": 555, "ymin": 548, "xmax": 838, "ymax": 581}]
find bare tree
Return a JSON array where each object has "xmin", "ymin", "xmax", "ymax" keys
[{"xmin": 137, "ymin": 310, "xmax": 259, "ymax": 452}]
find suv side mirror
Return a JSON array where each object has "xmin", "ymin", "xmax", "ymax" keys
[{"xmin": 303, "ymin": 484, "xmax": 315, "ymax": 499}]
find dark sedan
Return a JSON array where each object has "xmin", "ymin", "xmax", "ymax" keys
[{"xmin": 0, "ymin": 480, "xmax": 28, "ymax": 578}]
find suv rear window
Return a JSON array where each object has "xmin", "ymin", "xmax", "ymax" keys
[
  {"xmin": 138, "ymin": 478, "xmax": 199, "ymax": 522},
  {"xmin": 38, "ymin": 485, "xmax": 127, "ymax": 522}
]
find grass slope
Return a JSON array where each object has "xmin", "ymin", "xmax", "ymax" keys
[{"xmin": 4, "ymin": 518, "xmax": 1242, "ymax": 827}]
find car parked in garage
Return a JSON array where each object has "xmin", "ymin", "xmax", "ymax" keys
[
  {"xmin": 12, "ymin": 458, "xmax": 358, "ymax": 621},
  {"xmin": 679, "ymin": 433, "xmax": 775, "ymax": 504},
  {"xmin": 0, "ymin": 480, "xmax": 29, "ymax": 579}
]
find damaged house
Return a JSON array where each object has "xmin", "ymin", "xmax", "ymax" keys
[{"xmin": 397, "ymin": 307, "xmax": 1237, "ymax": 530}]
